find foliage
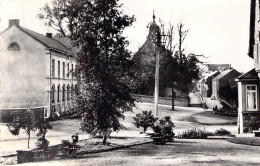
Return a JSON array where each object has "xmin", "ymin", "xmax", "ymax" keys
[
  {"xmin": 39, "ymin": 0, "xmax": 135, "ymax": 145},
  {"xmin": 7, "ymin": 110, "xmax": 36, "ymax": 148},
  {"xmin": 7, "ymin": 109, "xmax": 52, "ymax": 149},
  {"xmin": 165, "ymin": 22, "xmax": 201, "ymax": 94},
  {"xmin": 152, "ymin": 116, "xmax": 175, "ymax": 136},
  {"xmin": 36, "ymin": 122, "xmax": 52, "ymax": 150},
  {"xmin": 133, "ymin": 111, "xmax": 157, "ymax": 133},
  {"xmin": 177, "ymin": 128, "xmax": 214, "ymax": 139},
  {"xmin": 214, "ymin": 128, "xmax": 232, "ymax": 136}
]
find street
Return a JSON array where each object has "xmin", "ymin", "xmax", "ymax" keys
[{"xmin": 20, "ymin": 139, "xmax": 260, "ymax": 166}]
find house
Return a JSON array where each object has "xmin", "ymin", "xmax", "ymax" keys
[
  {"xmin": 197, "ymin": 71, "xmax": 220, "ymax": 98},
  {"xmin": 211, "ymin": 69, "xmax": 241, "ymax": 100},
  {"xmin": 237, "ymin": 0, "xmax": 260, "ymax": 134},
  {"xmin": 0, "ymin": 19, "xmax": 77, "ymax": 121},
  {"xmin": 131, "ymin": 14, "xmax": 175, "ymax": 97},
  {"xmin": 206, "ymin": 64, "xmax": 231, "ymax": 72}
]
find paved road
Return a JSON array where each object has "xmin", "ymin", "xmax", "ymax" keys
[{"xmin": 21, "ymin": 139, "xmax": 260, "ymax": 166}]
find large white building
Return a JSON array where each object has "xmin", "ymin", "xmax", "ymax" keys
[{"xmin": 0, "ymin": 19, "xmax": 77, "ymax": 120}]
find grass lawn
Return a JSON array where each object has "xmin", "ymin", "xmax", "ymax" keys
[
  {"xmin": 77, "ymin": 137, "xmax": 151, "ymax": 155},
  {"xmin": 228, "ymin": 137, "xmax": 260, "ymax": 146},
  {"xmin": 186, "ymin": 111, "xmax": 237, "ymax": 125}
]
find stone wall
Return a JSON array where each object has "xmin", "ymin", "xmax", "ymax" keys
[
  {"xmin": 242, "ymin": 112, "xmax": 260, "ymax": 132},
  {"xmin": 133, "ymin": 95, "xmax": 188, "ymax": 107}
]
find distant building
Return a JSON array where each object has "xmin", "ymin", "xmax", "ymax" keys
[
  {"xmin": 206, "ymin": 64, "xmax": 231, "ymax": 72},
  {"xmin": 0, "ymin": 19, "xmax": 77, "ymax": 120},
  {"xmin": 197, "ymin": 71, "xmax": 220, "ymax": 97},
  {"xmin": 237, "ymin": 0, "xmax": 260, "ymax": 134},
  {"xmin": 212, "ymin": 69, "xmax": 241, "ymax": 100},
  {"xmin": 131, "ymin": 14, "xmax": 175, "ymax": 97},
  {"xmin": 197, "ymin": 63, "xmax": 232, "ymax": 98}
]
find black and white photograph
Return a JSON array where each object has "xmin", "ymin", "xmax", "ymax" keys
[{"xmin": 0, "ymin": 0, "xmax": 259, "ymax": 165}]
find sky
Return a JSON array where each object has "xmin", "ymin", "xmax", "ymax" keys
[{"xmin": 0, "ymin": 0, "xmax": 254, "ymax": 72}]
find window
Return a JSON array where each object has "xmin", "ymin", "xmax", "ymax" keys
[
  {"xmin": 63, "ymin": 62, "xmax": 65, "ymax": 78},
  {"xmin": 67, "ymin": 85, "xmax": 70, "ymax": 100},
  {"xmin": 71, "ymin": 64, "xmax": 74, "ymax": 79},
  {"xmin": 67, "ymin": 63, "xmax": 70, "ymax": 78},
  {"xmin": 246, "ymin": 85, "xmax": 257, "ymax": 111},
  {"xmin": 57, "ymin": 84, "xmax": 60, "ymax": 102},
  {"xmin": 62, "ymin": 84, "xmax": 65, "ymax": 101},
  {"xmin": 52, "ymin": 59, "xmax": 55, "ymax": 78},
  {"xmin": 71, "ymin": 85, "xmax": 74, "ymax": 100},
  {"xmin": 44, "ymin": 108, "xmax": 48, "ymax": 118},
  {"xmin": 51, "ymin": 84, "xmax": 55, "ymax": 103},
  {"xmin": 58, "ymin": 61, "xmax": 60, "ymax": 78},
  {"xmin": 8, "ymin": 42, "xmax": 20, "ymax": 50}
]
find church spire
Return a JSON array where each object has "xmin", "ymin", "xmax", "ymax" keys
[{"xmin": 153, "ymin": 10, "xmax": 156, "ymax": 23}]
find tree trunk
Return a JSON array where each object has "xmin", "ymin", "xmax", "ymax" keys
[
  {"xmin": 103, "ymin": 134, "xmax": 107, "ymax": 145},
  {"xmin": 171, "ymin": 65, "xmax": 175, "ymax": 111},
  {"xmin": 28, "ymin": 130, "xmax": 30, "ymax": 148},
  {"xmin": 144, "ymin": 126, "xmax": 147, "ymax": 133}
]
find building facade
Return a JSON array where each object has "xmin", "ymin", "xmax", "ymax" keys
[
  {"xmin": 212, "ymin": 69, "xmax": 241, "ymax": 100},
  {"xmin": 0, "ymin": 19, "xmax": 77, "ymax": 120},
  {"xmin": 237, "ymin": 0, "xmax": 260, "ymax": 134}
]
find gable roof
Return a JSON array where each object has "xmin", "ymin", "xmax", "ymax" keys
[
  {"xmin": 19, "ymin": 27, "xmax": 72, "ymax": 55},
  {"xmin": 237, "ymin": 68, "xmax": 258, "ymax": 80},
  {"xmin": 1, "ymin": 23, "xmax": 72, "ymax": 55},
  {"xmin": 212, "ymin": 69, "xmax": 240, "ymax": 81}
]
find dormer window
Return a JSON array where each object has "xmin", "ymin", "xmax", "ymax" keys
[{"xmin": 8, "ymin": 42, "xmax": 20, "ymax": 50}]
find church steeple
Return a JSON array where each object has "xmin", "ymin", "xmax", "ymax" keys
[
  {"xmin": 153, "ymin": 10, "xmax": 156, "ymax": 23},
  {"xmin": 147, "ymin": 10, "xmax": 160, "ymax": 41}
]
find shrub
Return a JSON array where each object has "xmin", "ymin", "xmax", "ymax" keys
[
  {"xmin": 178, "ymin": 128, "xmax": 213, "ymax": 139},
  {"xmin": 36, "ymin": 137, "xmax": 50, "ymax": 150},
  {"xmin": 152, "ymin": 116, "xmax": 175, "ymax": 137},
  {"xmin": 133, "ymin": 111, "xmax": 157, "ymax": 133},
  {"xmin": 214, "ymin": 128, "xmax": 232, "ymax": 136}
]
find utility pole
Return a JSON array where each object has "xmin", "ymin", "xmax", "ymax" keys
[
  {"xmin": 154, "ymin": 40, "xmax": 160, "ymax": 118},
  {"xmin": 153, "ymin": 28, "xmax": 167, "ymax": 118}
]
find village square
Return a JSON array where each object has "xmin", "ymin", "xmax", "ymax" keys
[{"xmin": 0, "ymin": 0, "xmax": 260, "ymax": 165}]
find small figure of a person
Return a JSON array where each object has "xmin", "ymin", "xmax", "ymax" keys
[{"xmin": 72, "ymin": 133, "xmax": 79, "ymax": 148}]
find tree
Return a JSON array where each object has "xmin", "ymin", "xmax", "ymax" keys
[
  {"xmin": 7, "ymin": 111, "xmax": 35, "ymax": 148},
  {"xmin": 133, "ymin": 111, "xmax": 157, "ymax": 133},
  {"xmin": 34, "ymin": 112, "xmax": 52, "ymax": 150},
  {"xmin": 7, "ymin": 109, "xmax": 52, "ymax": 149},
  {"xmin": 163, "ymin": 22, "xmax": 202, "ymax": 109},
  {"xmin": 39, "ymin": 0, "xmax": 135, "ymax": 145}
]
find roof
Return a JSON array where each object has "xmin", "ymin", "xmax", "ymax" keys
[
  {"xmin": 212, "ymin": 69, "xmax": 238, "ymax": 81},
  {"xmin": 248, "ymin": 0, "xmax": 256, "ymax": 58},
  {"xmin": 237, "ymin": 68, "xmax": 258, "ymax": 80},
  {"xmin": 19, "ymin": 27, "xmax": 72, "ymax": 55},
  {"xmin": 207, "ymin": 71, "xmax": 220, "ymax": 78},
  {"xmin": 206, "ymin": 64, "xmax": 230, "ymax": 71}
]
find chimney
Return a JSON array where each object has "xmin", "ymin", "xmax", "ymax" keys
[
  {"xmin": 9, "ymin": 19, "xmax": 20, "ymax": 27},
  {"xmin": 46, "ymin": 33, "xmax": 52, "ymax": 38}
]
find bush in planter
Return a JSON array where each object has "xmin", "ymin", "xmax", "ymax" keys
[
  {"xmin": 152, "ymin": 116, "xmax": 175, "ymax": 141},
  {"xmin": 35, "ymin": 120, "xmax": 52, "ymax": 151}
]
